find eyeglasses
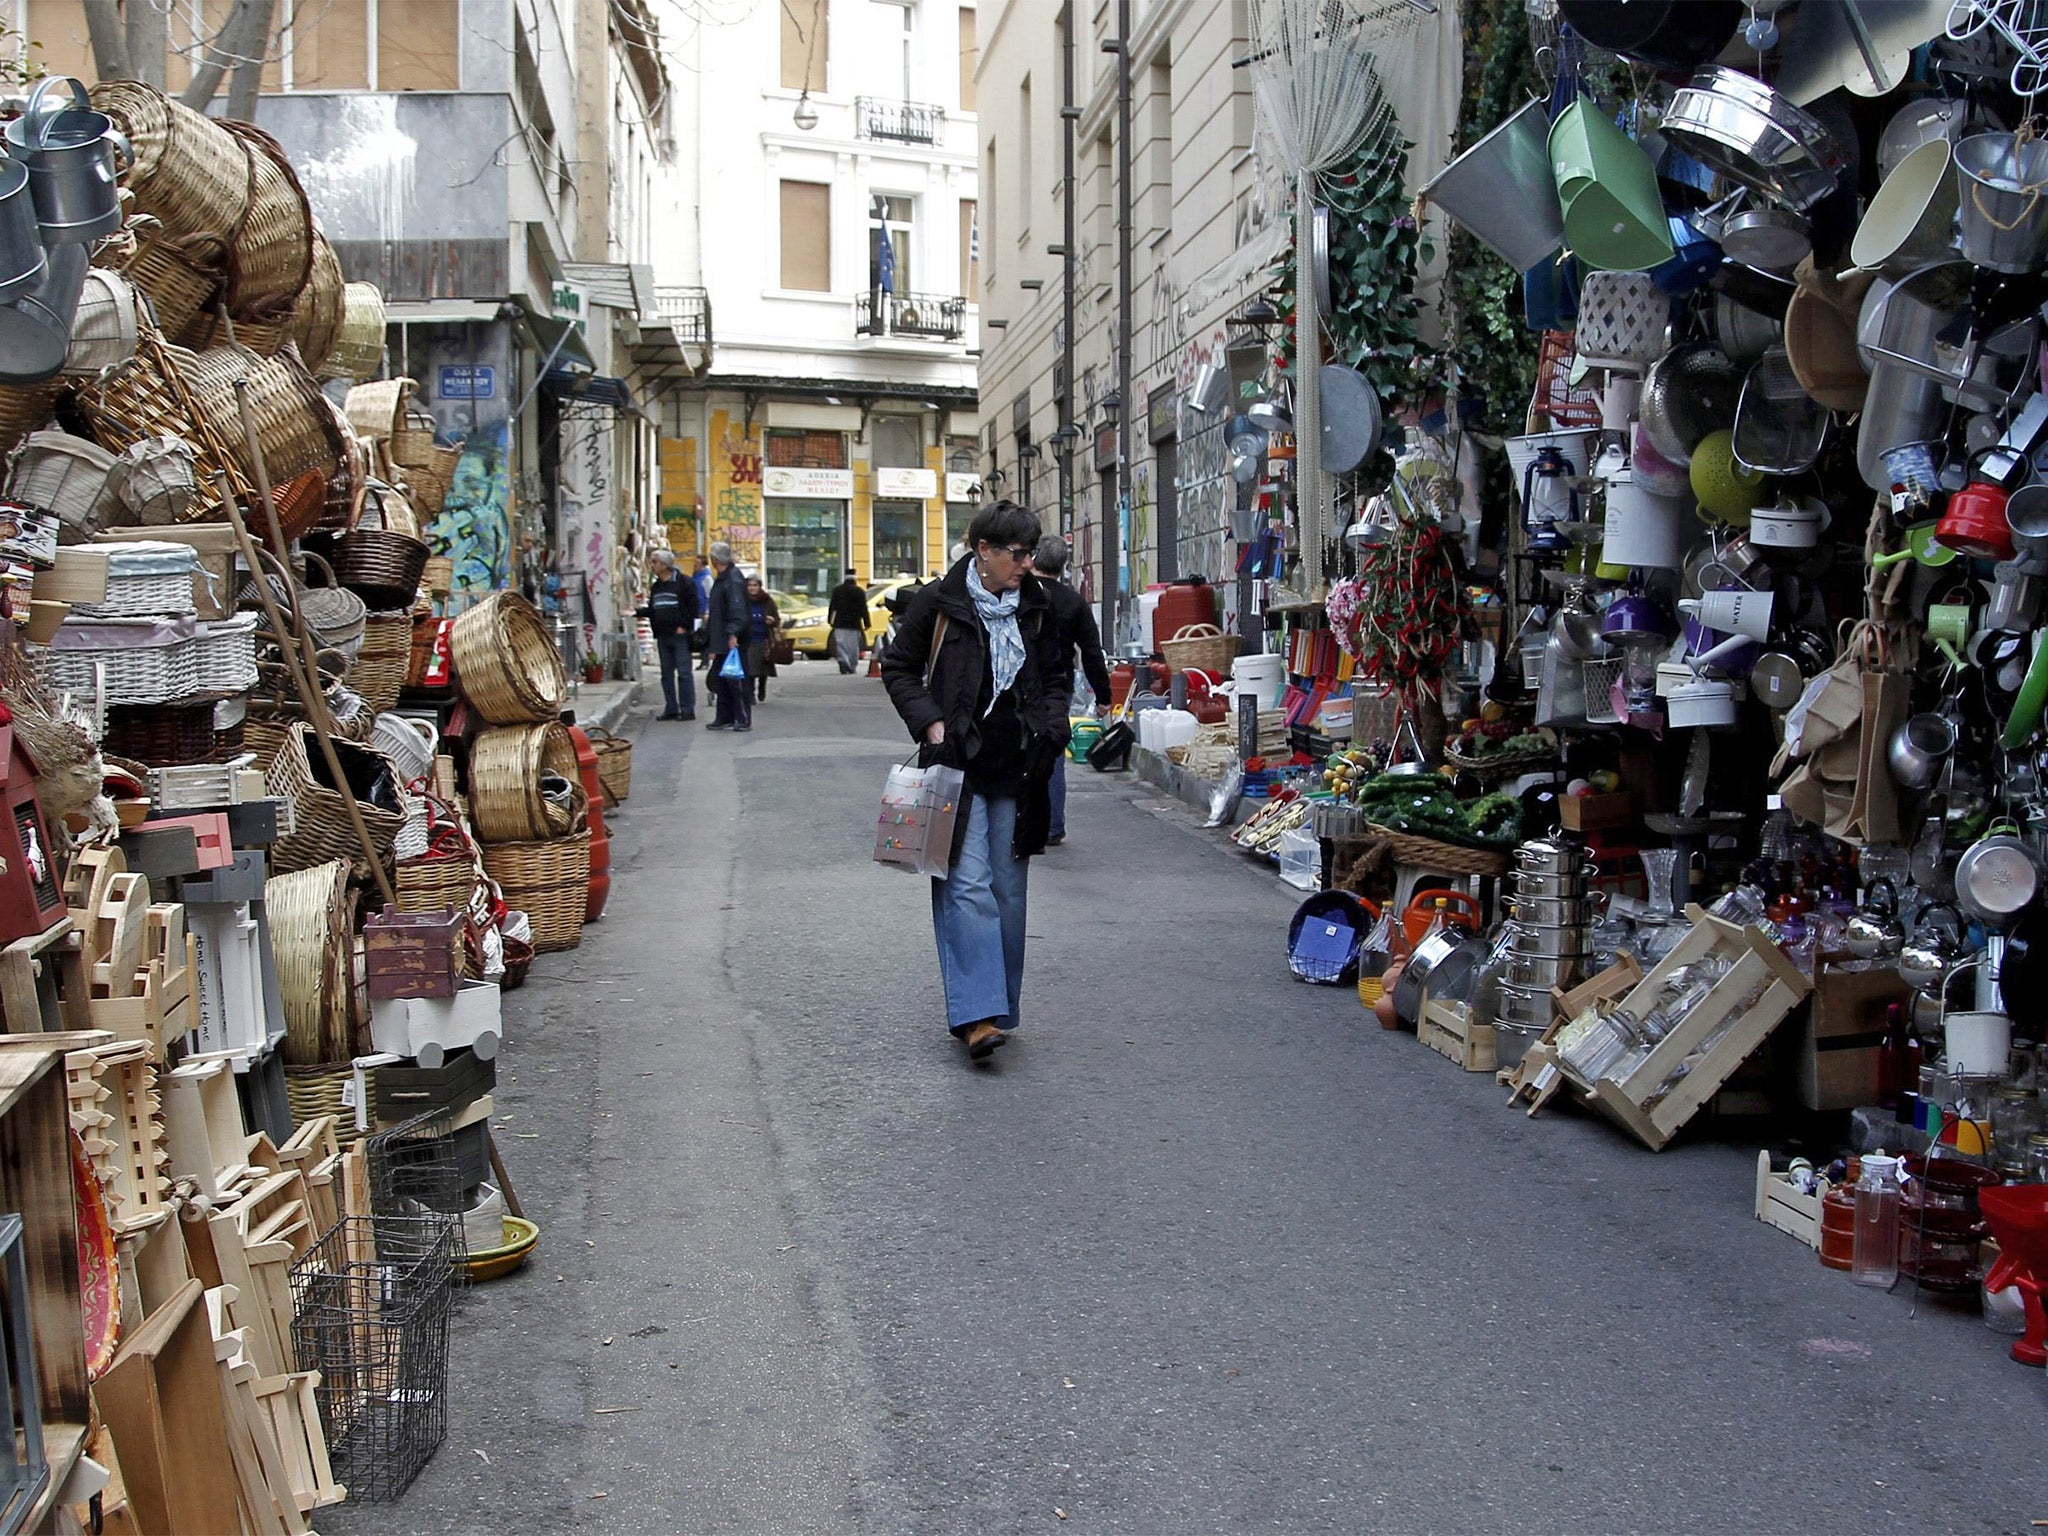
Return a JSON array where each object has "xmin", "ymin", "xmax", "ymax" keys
[{"xmin": 985, "ymin": 543, "xmax": 1036, "ymax": 561}]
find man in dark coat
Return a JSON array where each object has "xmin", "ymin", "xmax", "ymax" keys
[
  {"xmin": 881, "ymin": 501, "xmax": 1073, "ymax": 1063},
  {"xmin": 826, "ymin": 569, "xmax": 869, "ymax": 674},
  {"xmin": 635, "ymin": 548, "xmax": 699, "ymax": 720},
  {"xmin": 701, "ymin": 541, "xmax": 753, "ymax": 731},
  {"xmin": 1030, "ymin": 535, "xmax": 1111, "ymax": 844}
]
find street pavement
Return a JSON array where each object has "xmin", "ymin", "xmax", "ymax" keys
[{"xmin": 332, "ymin": 662, "xmax": 2047, "ymax": 1535}]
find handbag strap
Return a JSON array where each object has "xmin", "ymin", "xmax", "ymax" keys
[{"xmin": 924, "ymin": 613, "xmax": 948, "ymax": 691}]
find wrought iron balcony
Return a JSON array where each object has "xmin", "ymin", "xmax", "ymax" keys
[
  {"xmin": 655, "ymin": 285, "xmax": 711, "ymax": 345},
  {"xmin": 856, "ymin": 290, "xmax": 967, "ymax": 341},
  {"xmin": 854, "ymin": 96, "xmax": 947, "ymax": 145}
]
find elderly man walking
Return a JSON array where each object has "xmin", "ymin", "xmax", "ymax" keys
[
  {"xmin": 701, "ymin": 542, "xmax": 753, "ymax": 732},
  {"xmin": 636, "ymin": 549, "xmax": 698, "ymax": 720}
]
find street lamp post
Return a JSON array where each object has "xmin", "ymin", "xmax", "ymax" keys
[{"xmin": 1108, "ymin": 0, "xmax": 1132, "ymax": 649}]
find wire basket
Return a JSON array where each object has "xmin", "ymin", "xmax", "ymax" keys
[
  {"xmin": 1733, "ymin": 346, "xmax": 1830, "ymax": 475},
  {"xmin": 290, "ymin": 1214, "xmax": 454, "ymax": 1503},
  {"xmin": 449, "ymin": 592, "xmax": 568, "ymax": 724},
  {"xmin": 468, "ymin": 723, "xmax": 583, "ymax": 843},
  {"xmin": 480, "ymin": 832, "xmax": 589, "ymax": 954},
  {"xmin": 1582, "ymin": 657, "xmax": 1625, "ymax": 725},
  {"xmin": 365, "ymin": 1110, "xmax": 472, "ymax": 1266}
]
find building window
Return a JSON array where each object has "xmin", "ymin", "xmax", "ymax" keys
[
  {"xmin": 1148, "ymin": 59, "xmax": 1172, "ymax": 237},
  {"xmin": 780, "ymin": 181, "xmax": 833, "ymax": 292},
  {"xmin": 959, "ymin": 199, "xmax": 978, "ymax": 303},
  {"xmin": 873, "ymin": 503, "xmax": 923, "ymax": 573},
  {"xmin": 869, "ymin": 0, "xmax": 915, "ymax": 100},
  {"xmin": 982, "ymin": 143, "xmax": 997, "ymax": 285},
  {"xmin": 766, "ymin": 430, "xmax": 848, "ymax": 469},
  {"xmin": 290, "ymin": 0, "xmax": 371, "ymax": 89},
  {"xmin": 376, "ymin": 0, "xmax": 460, "ymax": 91},
  {"xmin": 781, "ymin": 0, "xmax": 828, "ymax": 91},
  {"xmin": 870, "ymin": 195, "xmax": 914, "ymax": 295},
  {"xmin": 958, "ymin": 6, "xmax": 977, "ymax": 112},
  {"xmin": 764, "ymin": 430, "xmax": 849, "ymax": 598},
  {"xmin": 1017, "ymin": 74, "xmax": 1032, "ymax": 239}
]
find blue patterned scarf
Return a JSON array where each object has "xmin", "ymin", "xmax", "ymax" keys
[{"xmin": 965, "ymin": 560, "xmax": 1025, "ymax": 715}]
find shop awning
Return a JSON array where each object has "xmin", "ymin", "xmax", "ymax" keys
[{"xmin": 548, "ymin": 373, "xmax": 636, "ymax": 410}]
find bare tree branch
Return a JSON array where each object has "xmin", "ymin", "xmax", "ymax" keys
[
  {"xmin": 180, "ymin": 0, "xmax": 262, "ymax": 111},
  {"xmin": 225, "ymin": 0, "xmax": 277, "ymax": 119},
  {"xmin": 80, "ymin": 0, "xmax": 132, "ymax": 81},
  {"xmin": 127, "ymin": 0, "xmax": 168, "ymax": 89}
]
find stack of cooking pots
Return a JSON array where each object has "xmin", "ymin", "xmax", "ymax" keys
[{"xmin": 1495, "ymin": 837, "xmax": 1599, "ymax": 1065}]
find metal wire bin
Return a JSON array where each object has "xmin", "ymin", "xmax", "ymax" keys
[
  {"xmin": 366, "ymin": 1110, "xmax": 472, "ymax": 1268},
  {"xmin": 290, "ymin": 1215, "xmax": 455, "ymax": 1503}
]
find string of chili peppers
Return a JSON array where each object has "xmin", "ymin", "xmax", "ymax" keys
[{"xmin": 1351, "ymin": 503, "xmax": 1470, "ymax": 709}]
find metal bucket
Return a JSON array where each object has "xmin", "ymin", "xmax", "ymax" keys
[
  {"xmin": 0, "ymin": 243, "xmax": 89, "ymax": 386},
  {"xmin": 1, "ymin": 77, "xmax": 124, "ymax": 246},
  {"xmin": 1956, "ymin": 132, "xmax": 2048, "ymax": 276},
  {"xmin": 1421, "ymin": 100, "xmax": 1563, "ymax": 272},
  {"xmin": 0, "ymin": 159, "xmax": 45, "ymax": 307}
]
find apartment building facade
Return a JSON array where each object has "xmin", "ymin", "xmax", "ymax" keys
[
  {"xmin": 654, "ymin": 0, "xmax": 981, "ymax": 601},
  {"xmin": 22, "ymin": 0, "xmax": 682, "ymax": 657}
]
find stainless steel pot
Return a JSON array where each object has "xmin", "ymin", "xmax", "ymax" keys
[
  {"xmin": 1515, "ymin": 837, "xmax": 1593, "ymax": 878},
  {"xmin": 1496, "ymin": 981, "xmax": 1556, "ymax": 1029},
  {"xmin": 1392, "ymin": 927, "xmax": 1482, "ymax": 1027},
  {"xmin": 1887, "ymin": 711, "xmax": 1958, "ymax": 790},
  {"xmin": 1509, "ymin": 920, "xmax": 1596, "ymax": 956},
  {"xmin": 1505, "ymin": 951, "xmax": 1586, "ymax": 989},
  {"xmin": 1506, "ymin": 891, "xmax": 1604, "ymax": 926},
  {"xmin": 1955, "ymin": 822, "xmax": 2042, "ymax": 931},
  {"xmin": 1662, "ymin": 66, "xmax": 1848, "ymax": 213},
  {"xmin": 1512, "ymin": 863, "xmax": 1598, "ymax": 898},
  {"xmin": 1, "ymin": 76, "xmax": 125, "ymax": 246}
]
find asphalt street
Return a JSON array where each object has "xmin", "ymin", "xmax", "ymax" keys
[{"xmin": 332, "ymin": 662, "xmax": 2048, "ymax": 1535}]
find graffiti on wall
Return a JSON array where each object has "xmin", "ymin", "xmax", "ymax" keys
[
  {"xmin": 428, "ymin": 419, "xmax": 512, "ymax": 598},
  {"xmin": 658, "ymin": 436, "xmax": 699, "ymax": 554},
  {"xmin": 558, "ymin": 414, "xmax": 616, "ymax": 637},
  {"xmin": 1177, "ymin": 414, "xmax": 1237, "ymax": 633},
  {"xmin": 1128, "ymin": 461, "xmax": 1155, "ymax": 595},
  {"xmin": 706, "ymin": 410, "xmax": 764, "ymax": 569}
]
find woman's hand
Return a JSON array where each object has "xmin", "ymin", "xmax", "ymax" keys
[{"xmin": 925, "ymin": 721, "xmax": 946, "ymax": 745}]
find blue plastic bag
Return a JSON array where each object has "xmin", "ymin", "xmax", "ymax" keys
[{"xmin": 718, "ymin": 648, "xmax": 744, "ymax": 680}]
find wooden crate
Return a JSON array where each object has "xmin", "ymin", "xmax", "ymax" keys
[
  {"xmin": 1578, "ymin": 907, "xmax": 1811, "ymax": 1152},
  {"xmin": 362, "ymin": 905, "xmax": 463, "ymax": 1000},
  {"xmin": 1753, "ymin": 1150, "xmax": 1829, "ymax": 1249},
  {"xmin": 93, "ymin": 1278, "xmax": 242, "ymax": 1536},
  {"xmin": 0, "ymin": 916, "xmax": 93, "ymax": 1035},
  {"xmin": 1421, "ymin": 998, "xmax": 1496, "ymax": 1072},
  {"xmin": 161, "ymin": 1057, "xmax": 249, "ymax": 1200}
]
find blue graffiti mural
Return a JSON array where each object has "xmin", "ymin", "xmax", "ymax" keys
[{"xmin": 427, "ymin": 419, "xmax": 512, "ymax": 598}]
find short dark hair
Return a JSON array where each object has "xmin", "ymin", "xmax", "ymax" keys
[
  {"xmin": 844, "ymin": 568, "xmax": 857, "ymax": 578},
  {"xmin": 1032, "ymin": 535, "xmax": 1070, "ymax": 576},
  {"xmin": 967, "ymin": 500, "xmax": 1041, "ymax": 552}
]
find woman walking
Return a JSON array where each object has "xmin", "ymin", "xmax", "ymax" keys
[
  {"xmin": 742, "ymin": 576, "xmax": 781, "ymax": 703},
  {"xmin": 882, "ymin": 502, "xmax": 1073, "ymax": 1062}
]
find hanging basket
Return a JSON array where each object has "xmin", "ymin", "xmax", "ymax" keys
[
  {"xmin": 481, "ymin": 832, "xmax": 589, "ymax": 954},
  {"xmin": 266, "ymin": 858, "xmax": 351, "ymax": 1065},
  {"xmin": 321, "ymin": 283, "xmax": 386, "ymax": 383},
  {"xmin": 264, "ymin": 721, "xmax": 405, "ymax": 876},
  {"xmin": 220, "ymin": 121, "xmax": 315, "ymax": 321},
  {"xmin": 468, "ymin": 724, "xmax": 584, "ymax": 843},
  {"xmin": 449, "ymin": 592, "xmax": 567, "ymax": 724},
  {"xmin": 345, "ymin": 609, "xmax": 413, "ymax": 714},
  {"xmin": 587, "ymin": 728, "xmax": 631, "ymax": 807}
]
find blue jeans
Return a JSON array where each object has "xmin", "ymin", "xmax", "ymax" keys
[
  {"xmin": 1049, "ymin": 755, "xmax": 1067, "ymax": 840},
  {"xmin": 930, "ymin": 794, "xmax": 1029, "ymax": 1030},
  {"xmin": 656, "ymin": 633, "xmax": 695, "ymax": 715}
]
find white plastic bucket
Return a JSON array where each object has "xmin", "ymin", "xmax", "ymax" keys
[
  {"xmin": 1944, "ymin": 1010, "xmax": 2013, "ymax": 1076},
  {"xmin": 1230, "ymin": 652, "xmax": 1285, "ymax": 709}
]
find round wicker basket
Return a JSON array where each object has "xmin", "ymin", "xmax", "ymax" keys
[
  {"xmin": 63, "ymin": 268, "xmax": 143, "ymax": 377},
  {"xmin": 220, "ymin": 121, "xmax": 314, "ymax": 320},
  {"xmin": 1158, "ymin": 623, "xmax": 1240, "ymax": 676},
  {"xmin": 265, "ymin": 722, "xmax": 405, "ymax": 876},
  {"xmin": 1363, "ymin": 823, "xmax": 1512, "ymax": 878},
  {"xmin": 182, "ymin": 342, "xmax": 344, "ymax": 489},
  {"xmin": 345, "ymin": 609, "xmax": 413, "ymax": 713},
  {"xmin": 117, "ymin": 229, "xmax": 230, "ymax": 346},
  {"xmin": 332, "ymin": 491, "xmax": 429, "ymax": 610},
  {"xmin": 0, "ymin": 380, "xmax": 63, "ymax": 458},
  {"xmin": 291, "ymin": 229, "xmax": 345, "ymax": 374},
  {"xmin": 322, "ymin": 284, "xmax": 386, "ymax": 382},
  {"xmin": 588, "ymin": 729, "xmax": 631, "ymax": 807},
  {"xmin": 265, "ymin": 858, "xmax": 351, "ymax": 1065},
  {"xmin": 450, "ymin": 592, "xmax": 567, "ymax": 724},
  {"xmin": 481, "ymin": 831, "xmax": 589, "ymax": 954},
  {"xmin": 396, "ymin": 851, "xmax": 482, "ymax": 917},
  {"xmin": 469, "ymin": 724, "xmax": 583, "ymax": 843},
  {"xmin": 343, "ymin": 378, "xmax": 413, "ymax": 443},
  {"xmin": 90, "ymin": 82, "xmax": 251, "ymax": 244}
]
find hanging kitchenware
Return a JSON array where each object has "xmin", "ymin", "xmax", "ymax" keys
[
  {"xmin": 1319, "ymin": 363, "xmax": 1380, "ymax": 476},
  {"xmin": 1934, "ymin": 474, "xmax": 2016, "ymax": 561},
  {"xmin": 1599, "ymin": 460, "xmax": 1688, "ymax": 570},
  {"xmin": 1720, "ymin": 203, "xmax": 1813, "ymax": 271},
  {"xmin": 1989, "ymin": 559, "xmax": 2044, "ymax": 630},
  {"xmin": 1651, "ymin": 211, "xmax": 1724, "ymax": 296},
  {"xmin": 1575, "ymin": 272, "xmax": 1669, "ymax": 372},
  {"xmin": 1712, "ymin": 291, "xmax": 1784, "ymax": 365},
  {"xmin": 1956, "ymin": 821, "xmax": 2043, "ymax": 931},
  {"xmin": 1522, "ymin": 252, "xmax": 1580, "ymax": 331},
  {"xmin": 1867, "ymin": 261, "xmax": 2040, "ymax": 411},
  {"xmin": 1522, "ymin": 445, "xmax": 1578, "ymax": 551},
  {"xmin": 1189, "ymin": 359, "xmax": 1231, "ymax": 415},
  {"xmin": 1548, "ymin": 98, "xmax": 1676, "ymax": 273},
  {"xmin": 1629, "ymin": 422, "xmax": 1690, "ymax": 498},
  {"xmin": 1661, "ymin": 66, "xmax": 1848, "ymax": 213},
  {"xmin": 1733, "ymin": 348, "xmax": 1830, "ymax": 475},
  {"xmin": 1782, "ymin": 273, "xmax": 1872, "ymax": 412},
  {"xmin": 1851, "ymin": 138, "xmax": 1961, "ymax": 275},
  {"xmin": 0, "ymin": 161, "xmax": 44, "ymax": 309},
  {"xmin": 1900, "ymin": 902, "xmax": 1967, "ymax": 992},
  {"xmin": 1747, "ymin": 495, "xmax": 1831, "ymax": 550},
  {"xmin": 1845, "ymin": 878, "xmax": 1908, "ymax": 959},
  {"xmin": 3, "ymin": 76, "xmax": 125, "ymax": 246},
  {"xmin": 1877, "ymin": 96, "xmax": 1969, "ymax": 178},
  {"xmin": 1857, "ymin": 362, "xmax": 1948, "ymax": 493},
  {"xmin": 1421, "ymin": 99, "xmax": 1565, "ymax": 272},
  {"xmin": 2007, "ymin": 481, "xmax": 2048, "ymax": 557},
  {"xmin": 2005, "ymin": 634, "xmax": 2048, "ymax": 749},
  {"xmin": 1690, "ymin": 429, "xmax": 1769, "ymax": 523},
  {"xmin": 1955, "ymin": 132, "xmax": 2048, "ymax": 275},
  {"xmin": 1640, "ymin": 343, "xmax": 1742, "ymax": 469},
  {"xmin": 1887, "ymin": 711, "xmax": 1959, "ymax": 790},
  {"xmin": 1556, "ymin": 0, "xmax": 1742, "ymax": 71}
]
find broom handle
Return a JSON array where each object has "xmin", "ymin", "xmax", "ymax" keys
[{"xmin": 215, "ymin": 433, "xmax": 402, "ymax": 911}]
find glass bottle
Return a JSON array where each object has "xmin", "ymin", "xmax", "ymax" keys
[{"xmin": 1852, "ymin": 1154, "xmax": 1903, "ymax": 1290}]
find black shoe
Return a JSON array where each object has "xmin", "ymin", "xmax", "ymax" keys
[
  {"xmin": 734, "ymin": 724, "xmax": 752, "ymax": 732},
  {"xmin": 657, "ymin": 711, "xmax": 680, "ymax": 721},
  {"xmin": 1045, "ymin": 834, "xmax": 1065, "ymax": 846},
  {"xmin": 707, "ymin": 722, "xmax": 733, "ymax": 731},
  {"xmin": 679, "ymin": 711, "xmax": 697, "ymax": 721}
]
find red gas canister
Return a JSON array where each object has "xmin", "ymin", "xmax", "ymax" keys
[
  {"xmin": 1151, "ymin": 577, "xmax": 1219, "ymax": 652},
  {"xmin": 565, "ymin": 722, "xmax": 611, "ymax": 922}
]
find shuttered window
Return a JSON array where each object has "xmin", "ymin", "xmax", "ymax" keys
[{"xmin": 779, "ymin": 181, "xmax": 833, "ymax": 292}]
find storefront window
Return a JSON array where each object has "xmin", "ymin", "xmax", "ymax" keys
[
  {"xmin": 766, "ymin": 501, "xmax": 844, "ymax": 600},
  {"xmin": 873, "ymin": 501, "xmax": 924, "ymax": 575},
  {"xmin": 945, "ymin": 503, "xmax": 975, "ymax": 556}
]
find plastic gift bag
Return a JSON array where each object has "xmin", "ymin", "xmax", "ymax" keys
[{"xmin": 873, "ymin": 758, "xmax": 966, "ymax": 877}]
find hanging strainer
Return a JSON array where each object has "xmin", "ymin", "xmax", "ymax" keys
[
  {"xmin": 1639, "ymin": 342, "xmax": 1742, "ymax": 467},
  {"xmin": 1733, "ymin": 347, "xmax": 1830, "ymax": 475}
]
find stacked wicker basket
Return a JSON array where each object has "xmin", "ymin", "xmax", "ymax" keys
[{"xmin": 451, "ymin": 594, "xmax": 589, "ymax": 955}]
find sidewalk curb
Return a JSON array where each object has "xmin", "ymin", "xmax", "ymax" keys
[{"xmin": 577, "ymin": 678, "xmax": 644, "ymax": 736}]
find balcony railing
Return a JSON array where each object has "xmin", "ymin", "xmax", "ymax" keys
[
  {"xmin": 854, "ymin": 96, "xmax": 947, "ymax": 145},
  {"xmin": 655, "ymin": 286, "xmax": 711, "ymax": 345},
  {"xmin": 856, "ymin": 290, "xmax": 967, "ymax": 341}
]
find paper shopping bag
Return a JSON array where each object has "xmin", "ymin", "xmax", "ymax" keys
[
  {"xmin": 1842, "ymin": 669, "xmax": 1909, "ymax": 848},
  {"xmin": 873, "ymin": 760, "xmax": 966, "ymax": 877}
]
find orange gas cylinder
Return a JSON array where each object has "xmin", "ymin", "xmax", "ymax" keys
[{"xmin": 565, "ymin": 722, "xmax": 611, "ymax": 922}]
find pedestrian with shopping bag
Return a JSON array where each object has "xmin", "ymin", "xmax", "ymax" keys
[
  {"xmin": 880, "ymin": 501, "xmax": 1073, "ymax": 1062},
  {"xmin": 702, "ymin": 541, "xmax": 753, "ymax": 732}
]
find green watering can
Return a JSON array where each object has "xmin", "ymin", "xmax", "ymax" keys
[{"xmin": 1550, "ymin": 99, "xmax": 1675, "ymax": 273}]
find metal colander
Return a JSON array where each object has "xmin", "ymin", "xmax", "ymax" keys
[
  {"xmin": 1639, "ymin": 342, "xmax": 1741, "ymax": 468},
  {"xmin": 1733, "ymin": 347, "xmax": 1830, "ymax": 475}
]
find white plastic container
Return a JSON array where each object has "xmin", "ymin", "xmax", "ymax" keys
[
  {"xmin": 1944, "ymin": 1009, "xmax": 2013, "ymax": 1077},
  {"xmin": 1138, "ymin": 708, "xmax": 1199, "ymax": 754},
  {"xmin": 1230, "ymin": 652, "xmax": 1285, "ymax": 709}
]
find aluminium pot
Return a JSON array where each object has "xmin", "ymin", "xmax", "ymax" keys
[
  {"xmin": 1392, "ymin": 927, "xmax": 1483, "ymax": 1027},
  {"xmin": 1513, "ymin": 866, "xmax": 1597, "ymax": 900},
  {"xmin": 1496, "ymin": 982, "xmax": 1555, "ymax": 1029},
  {"xmin": 1662, "ymin": 66, "xmax": 1848, "ymax": 214},
  {"xmin": 1955, "ymin": 823, "xmax": 2042, "ymax": 932},
  {"xmin": 1505, "ymin": 950, "xmax": 1586, "ymax": 990},
  {"xmin": 1508, "ymin": 919, "xmax": 1596, "ymax": 956},
  {"xmin": 1506, "ymin": 891, "xmax": 1603, "ymax": 926}
]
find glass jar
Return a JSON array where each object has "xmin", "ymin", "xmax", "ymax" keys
[
  {"xmin": 1853, "ymin": 1154, "xmax": 1903, "ymax": 1290},
  {"xmin": 1991, "ymin": 1087, "xmax": 2041, "ymax": 1168},
  {"xmin": 2028, "ymin": 1133, "xmax": 2048, "ymax": 1185}
]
